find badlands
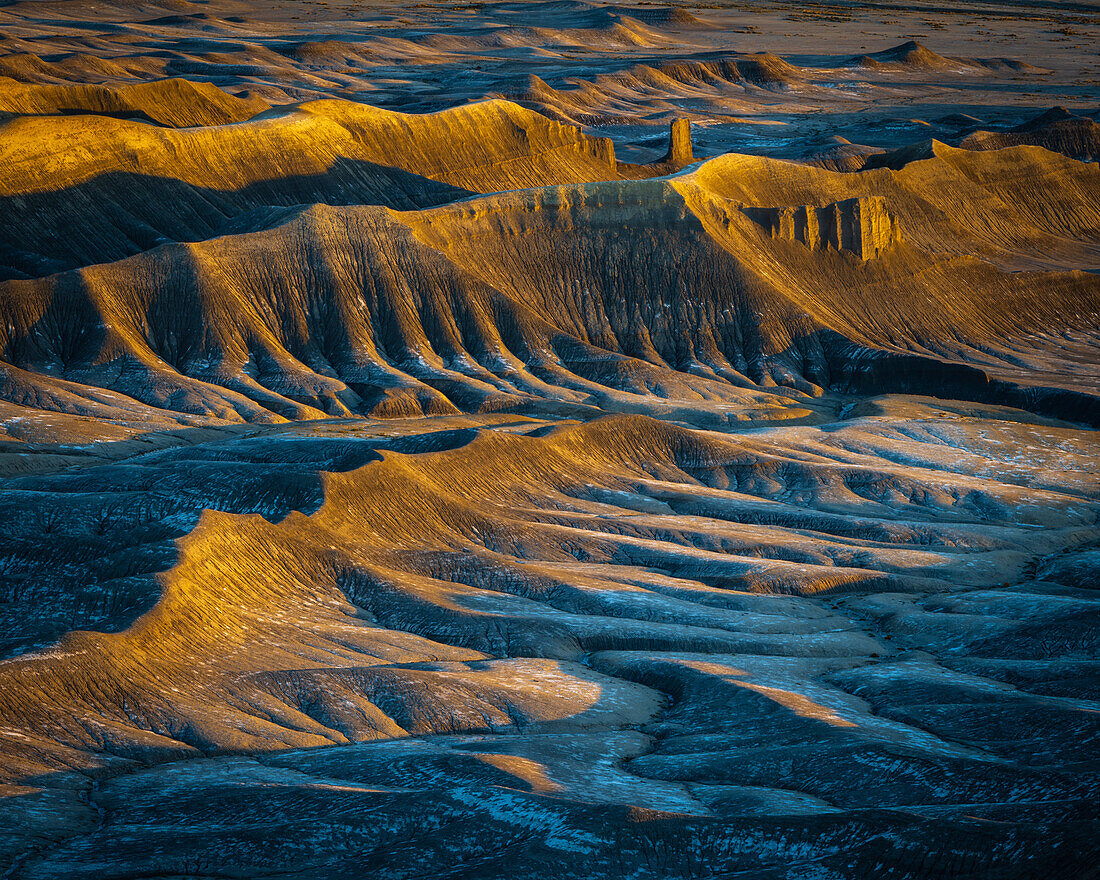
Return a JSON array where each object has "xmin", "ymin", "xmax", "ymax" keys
[{"xmin": 0, "ymin": 0, "xmax": 1097, "ymax": 877}]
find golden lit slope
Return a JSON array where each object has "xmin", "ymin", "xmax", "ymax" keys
[
  {"xmin": 683, "ymin": 141, "xmax": 1100, "ymax": 272},
  {"xmin": 1, "ymin": 4, "xmax": 1098, "ymax": 877},
  {"xmin": 0, "ymin": 77, "xmax": 270, "ymax": 127},
  {"xmin": 1, "ymin": 413, "xmax": 1094, "ymax": 785},
  {"xmin": 0, "ymin": 97, "xmax": 631, "ymax": 279},
  {"xmin": 0, "ymin": 98, "xmax": 617, "ymax": 197},
  {"xmin": 0, "ymin": 143, "xmax": 1096, "ymax": 425}
]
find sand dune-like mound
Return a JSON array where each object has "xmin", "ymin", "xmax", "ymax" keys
[
  {"xmin": 961, "ymin": 106, "xmax": 1100, "ymax": 162},
  {"xmin": 0, "ymin": 412, "xmax": 1095, "ymax": 781},
  {"xmin": 0, "ymin": 76, "xmax": 269, "ymax": 126},
  {"xmin": 496, "ymin": 0, "xmax": 700, "ymax": 29},
  {"xmin": 517, "ymin": 53, "xmax": 803, "ymax": 125},
  {"xmin": 605, "ymin": 4, "xmax": 702, "ymax": 26},
  {"xmin": 419, "ymin": 18, "xmax": 668, "ymax": 51},
  {"xmin": 633, "ymin": 53, "xmax": 801, "ymax": 90},
  {"xmin": 849, "ymin": 41, "xmax": 958, "ymax": 69},
  {"xmin": 0, "ymin": 51, "xmax": 134, "ymax": 84},
  {"xmin": 846, "ymin": 40, "xmax": 1043, "ymax": 73},
  {"xmin": 802, "ymin": 138, "xmax": 886, "ymax": 172},
  {"xmin": 279, "ymin": 3, "xmax": 694, "ymax": 57}
]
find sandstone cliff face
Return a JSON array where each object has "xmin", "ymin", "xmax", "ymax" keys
[{"xmin": 742, "ymin": 197, "xmax": 901, "ymax": 259}]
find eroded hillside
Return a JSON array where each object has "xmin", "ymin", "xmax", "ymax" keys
[{"xmin": 0, "ymin": 1, "xmax": 1097, "ymax": 878}]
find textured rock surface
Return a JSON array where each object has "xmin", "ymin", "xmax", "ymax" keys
[
  {"xmin": 0, "ymin": 1, "xmax": 1098, "ymax": 878},
  {"xmin": 743, "ymin": 196, "xmax": 901, "ymax": 258},
  {"xmin": 0, "ymin": 141, "xmax": 1097, "ymax": 425}
]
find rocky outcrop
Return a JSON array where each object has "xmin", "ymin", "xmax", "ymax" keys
[
  {"xmin": 742, "ymin": 196, "xmax": 901, "ymax": 259},
  {"xmin": 660, "ymin": 117, "xmax": 693, "ymax": 168}
]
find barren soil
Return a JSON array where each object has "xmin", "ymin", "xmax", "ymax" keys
[{"xmin": 0, "ymin": 1, "xmax": 1097, "ymax": 877}]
